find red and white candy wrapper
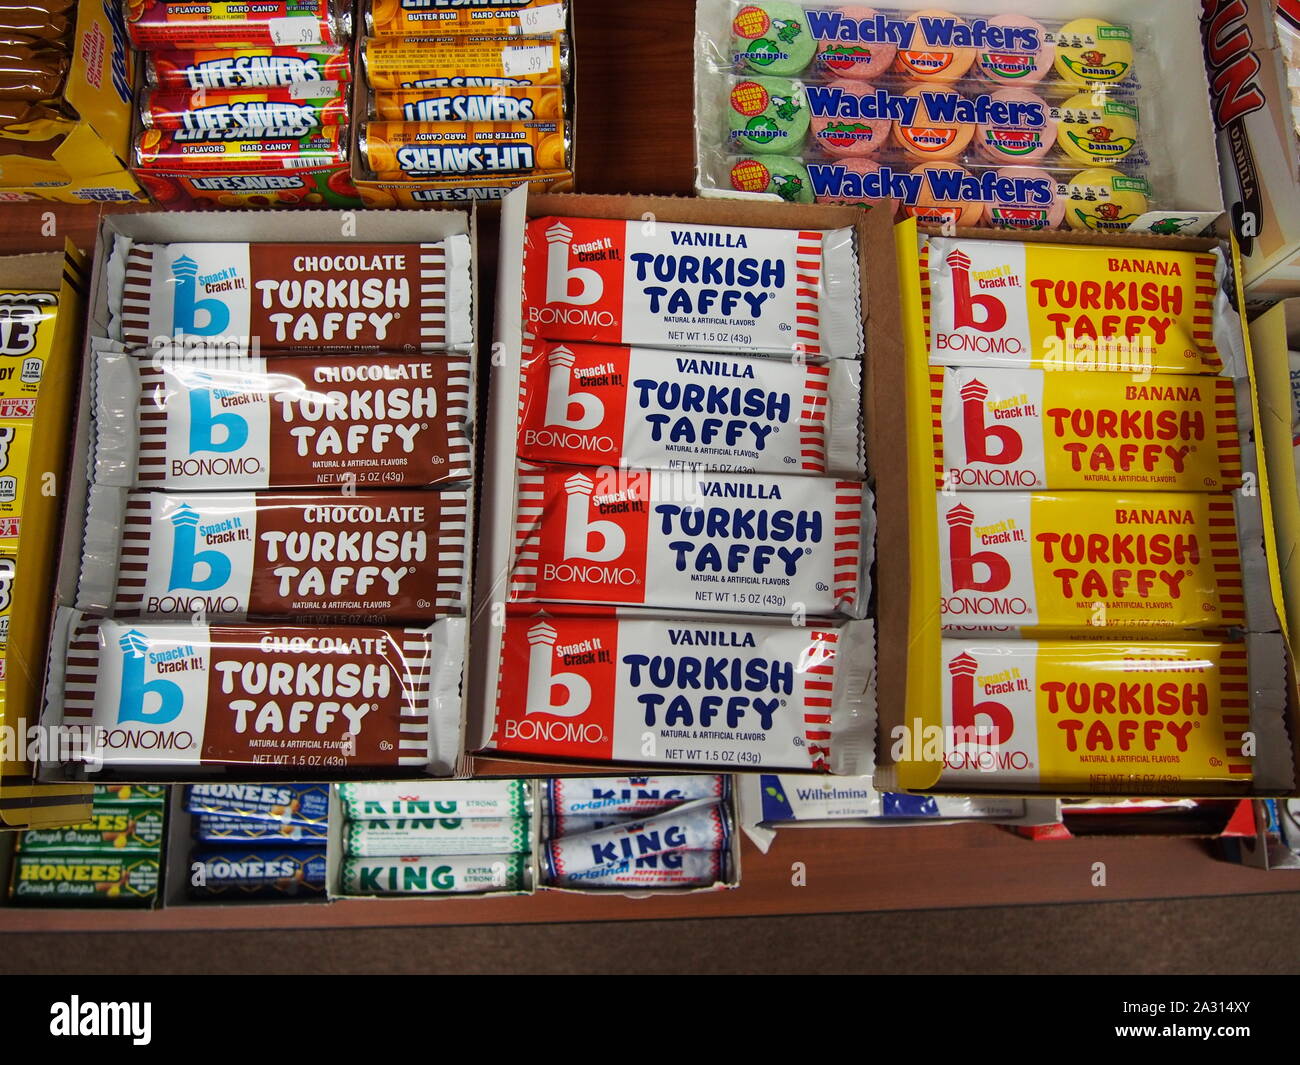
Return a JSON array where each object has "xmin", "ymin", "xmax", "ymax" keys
[
  {"xmin": 518, "ymin": 339, "xmax": 864, "ymax": 476},
  {"xmin": 92, "ymin": 350, "xmax": 472, "ymax": 490},
  {"xmin": 509, "ymin": 465, "xmax": 872, "ymax": 617},
  {"xmin": 490, "ymin": 613, "xmax": 875, "ymax": 771},
  {"xmin": 78, "ymin": 487, "xmax": 468, "ymax": 622},
  {"xmin": 546, "ymin": 847, "xmax": 729, "ymax": 890},
  {"xmin": 108, "ymin": 236, "xmax": 472, "ymax": 353},
  {"xmin": 543, "ymin": 799, "xmax": 729, "ymax": 880},
  {"xmin": 546, "ymin": 775, "xmax": 728, "ymax": 818},
  {"xmin": 522, "ymin": 215, "xmax": 862, "ymax": 359},
  {"xmin": 48, "ymin": 612, "xmax": 465, "ymax": 773}
]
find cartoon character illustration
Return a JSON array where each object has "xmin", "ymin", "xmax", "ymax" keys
[
  {"xmin": 772, "ymin": 95, "xmax": 800, "ymax": 121},
  {"xmin": 1094, "ymin": 202, "xmax": 1122, "ymax": 221},
  {"xmin": 1080, "ymin": 48, "xmax": 1106, "ymax": 65},
  {"xmin": 771, "ymin": 172, "xmax": 804, "ymax": 201},
  {"xmin": 1086, "ymin": 124, "xmax": 1113, "ymax": 142},
  {"xmin": 1149, "ymin": 216, "xmax": 1198, "ymax": 235},
  {"xmin": 773, "ymin": 17, "xmax": 802, "ymax": 43}
]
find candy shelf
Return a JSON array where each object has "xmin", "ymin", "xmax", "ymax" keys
[
  {"xmin": 3, "ymin": 0, "xmax": 1298, "ymax": 931},
  {"xmin": 3, "ymin": 824, "xmax": 1296, "ymax": 931}
]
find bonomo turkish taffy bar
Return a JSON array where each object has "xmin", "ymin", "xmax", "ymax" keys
[
  {"xmin": 78, "ymin": 487, "xmax": 469, "ymax": 621},
  {"xmin": 338, "ymin": 778, "xmax": 530, "ymax": 820},
  {"xmin": 937, "ymin": 491, "xmax": 1248, "ymax": 630},
  {"xmin": 509, "ymin": 465, "xmax": 872, "ymax": 618},
  {"xmin": 935, "ymin": 636, "xmax": 1285, "ymax": 792},
  {"xmin": 50, "ymin": 615, "xmax": 465, "ymax": 771},
  {"xmin": 921, "ymin": 237, "xmax": 1238, "ymax": 375},
  {"xmin": 931, "ymin": 365, "xmax": 1242, "ymax": 491},
  {"xmin": 109, "ymin": 237, "xmax": 472, "ymax": 352},
  {"xmin": 491, "ymin": 614, "xmax": 875, "ymax": 771},
  {"xmin": 518, "ymin": 339, "xmax": 864, "ymax": 476},
  {"xmin": 92, "ymin": 351, "xmax": 472, "ymax": 490},
  {"xmin": 522, "ymin": 215, "xmax": 863, "ymax": 359}
]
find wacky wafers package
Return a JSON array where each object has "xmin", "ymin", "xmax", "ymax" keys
[
  {"xmin": 107, "ymin": 236, "xmax": 472, "ymax": 352},
  {"xmin": 91, "ymin": 350, "xmax": 472, "ymax": 490},
  {"xmin": 77, "ymin": 487, "xmax": 469, "ymax": 622},
  {"xmin": 48, "ymin": 612, "xmax": 466, "ymax": 773}
]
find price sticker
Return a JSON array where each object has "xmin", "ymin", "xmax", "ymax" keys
[
  {"xmin": 269, "ymin": 16, "xmax": 323, "ymax": 46},
  {"xmin": 501, "ymin": 45, "xmax": 554, "ymax": 77},
  {"xmin": 518, "ymin": 4, "xmax": 565, "ymax": 34}
]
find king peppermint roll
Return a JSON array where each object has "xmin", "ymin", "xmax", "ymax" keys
[
  {"xmin": 51, "ymin": 614, "xmax": 465, "ymax": 772},
  {"xmin": 935, "ymin": 636, "xmax": 1285, "ymax": 792},
  {"xmin": 523, "ymin": 215, "xmax": 862, "ymax": 359},
  {"xmin": 542, "ymin": 799, "xmax": 729, "ymax": 879},
  {"xmin": 938, "ymin": 491, "xmax": 1252, "ymax": 631},
  {"xmin": 546, "ymin": 847, "xmax": 728, "ymax": 890},
  {"xmin": 78, "ymin": 487, "xmax": 469, "ymax": 622},
  {"xmin": 93, "ymin": 350, "xmax": 471, "ymax": 490},
  {"xmin": 518, "ymin": 339, "xmax": 863, "ymax": 475},
  {"xmin": 509, "ymin": 465, "xmax": 872, "ymax": 617},
  {"xmin": 109, "ymin": 237, "xmax": 471, "ymax": 353},
  {"xmin": 338, "ymin": 779, "xmax": 530, "ymax": 820},
  {"xmin": 342, "ymin": 853, "xmax": 530, "ymax": 895},
  {"xmin": 932, "ymin": 366, "xmax": 1243, "ymax": 492},
  {"xmin": 491, "ymin": 614, "xmax": 875, "ymax": 770},
  {"xmin": 922, "ymin": 237, "xmax": 1239, "ymax": 376},
  {"xmin": 344, "ymin": 816, "xmax": 531, "ymax": 857}
]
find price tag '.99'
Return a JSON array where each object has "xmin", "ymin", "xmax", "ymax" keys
[
  {"xmin": 268, "ymin": 15, "xmax": 323, "ymax": 46},
  {"xmin": 501, "ymin": 45, "xmax": 554, "ymax": 78}
]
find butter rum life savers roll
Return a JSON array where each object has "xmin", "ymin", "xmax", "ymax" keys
[
  {"xmin": 364, "ymin": 35, "xmax": 569, "ymax": 90},
  {"xmin": 361, "ymin": 119, "xmax": 567, "ymax": 177}
]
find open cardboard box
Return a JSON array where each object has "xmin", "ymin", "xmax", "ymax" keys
[
  {"xmin": 35, "ymin": 209, "xmax": 479, "ymax": 786},
  {"xmin": 883, "ymin": 217, "xmax": 1300, "ymax": 800},
  {"xmin": 0, "ymin": 1, "xmax": 146, "ymax": 205},
  {"xmin": 348, "ymin": 3, "xmax": 577, "ymax": 207},
  {"xmin": 694, "ymin": 0, "xmax": 1225, "ymax": 238},
  {"xmin": 467, "ymin": 187, "xmax": 904, "ymax": 778},
  {"xmin": 0, "ymin": 248, "xmax": 94, "ymax": 831}
]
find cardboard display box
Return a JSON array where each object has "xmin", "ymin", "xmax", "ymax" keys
[
  {"xmin": 1204, "ymin": 0, "xmax": 1300, "ymax": 298},
  {"xmin": 467, "ymin": 187, "xmax": 902, "ymax": 778},
  {"xmin": 35, "ymin": 210, "xmax": 478, "ymax": 786},
  {"xmin": 884, "ymin": 219, "xmax": 1300, "ymax": 800},
  {"xmin": 0, "ymin": 0, "xmax": 146, "ymax": 205}
]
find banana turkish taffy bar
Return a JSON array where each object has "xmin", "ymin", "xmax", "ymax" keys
[{"xmin": 936, "ymin": 636, "xmax": 1285, "ymax": 792}]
